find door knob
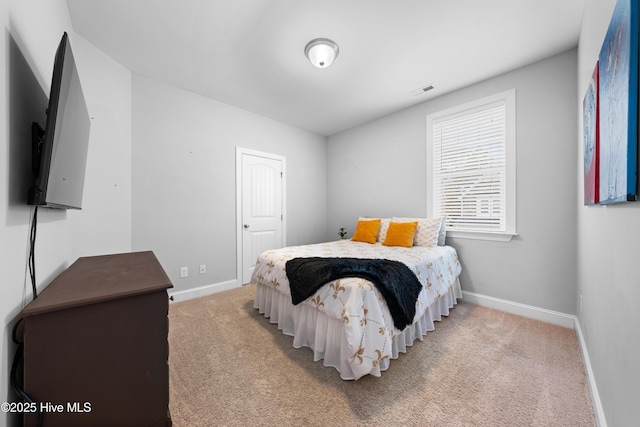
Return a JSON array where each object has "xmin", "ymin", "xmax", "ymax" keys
[{"xmin": 244, "ymin": 224, "xmax": 250, "ymax": 229}]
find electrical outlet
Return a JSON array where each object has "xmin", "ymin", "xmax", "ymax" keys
[
  {"xmin": 180, "ymin": 267, "xmax": 188, "ymax": 278},
  {"xmin": 199, "ymin": 264, "xmax": 207, "ymax": 275}
]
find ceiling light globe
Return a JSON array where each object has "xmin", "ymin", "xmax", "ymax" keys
[{"xmin": 305, "ymin": 38, "xmax": 339, "ymax": 68}]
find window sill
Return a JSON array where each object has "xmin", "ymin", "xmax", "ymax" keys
[{"xmin": 446, "ymin": 230, "xmax": 517, "ymax": 242}]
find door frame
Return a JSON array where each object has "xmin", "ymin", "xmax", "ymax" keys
[{"xmin": 235, "ymin": 147, "xmax": 287, "ymax": 285}]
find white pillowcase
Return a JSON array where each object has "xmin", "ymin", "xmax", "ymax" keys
[
  {"xmin": 392, "ymin": 217, "xmax": 442, "ymax": 247},
  {"xmin": 378, "ymin": 218, "xmax": 391, "ymax": 243}
]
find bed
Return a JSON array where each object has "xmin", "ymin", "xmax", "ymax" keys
[{"xmin": 251, "ymin": 217, "xmax": 462, "ymax": 380}]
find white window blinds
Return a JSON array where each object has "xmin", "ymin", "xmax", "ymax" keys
[{"xmin": 427, "ymin": 90, "xmax": 516, "ymax": 237}]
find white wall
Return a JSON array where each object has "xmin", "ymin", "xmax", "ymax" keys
[
  {"xmin": 577, "ymin": 0, "xmax": 640, "ymax": 425},
  {"xmin": 67, "ymin": 36, "xmax": 132, "ymax": 259},
  {"xmin": 1, "ymin": 1, "xmax": 132, "ymax": 425},
  {"xmin": 131, "ymin": 75, "xmax": 327, "ymax": 294},
  {"xmin": 328, "ymin": 49, "xmax": 578, "ymax": 314}
]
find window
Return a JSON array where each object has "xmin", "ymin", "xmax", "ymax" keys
[{"xmin": 427, "ymin": 90, "xmax": 516, "ymax": 241}]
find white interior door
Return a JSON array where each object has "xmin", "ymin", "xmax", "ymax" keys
[{"xmin": 238, "ymin": 149, "xmax": 285, "ymax": 284}]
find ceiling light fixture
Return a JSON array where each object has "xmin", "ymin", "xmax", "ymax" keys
[{"xmin": 304, "ymin": 38, "xmax": 339, "ymax": 68}]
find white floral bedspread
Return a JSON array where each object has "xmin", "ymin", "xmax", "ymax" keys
[{"xmin": 251, "ymin": 240, "xmax": 462, "ymax": 379}]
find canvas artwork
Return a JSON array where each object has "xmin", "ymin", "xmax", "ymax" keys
[
  {"xmin": 597, "ymin": 0, "xmax": 638, "ymax": 204},
  {"xmin": 583, "ymin": 63, "xmax": 599, "ymax": 205}
]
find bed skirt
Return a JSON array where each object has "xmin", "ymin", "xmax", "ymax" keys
[{"xmin": 253, "ymin": 277, "xmax": 462, "ymax": 380}]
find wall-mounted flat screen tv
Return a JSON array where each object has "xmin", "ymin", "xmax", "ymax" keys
[{"xmin": 28, "ymin": 32, "xmax": 90, "ymax": 210}]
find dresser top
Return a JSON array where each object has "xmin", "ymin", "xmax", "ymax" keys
[{"xmin": 21, "ymin": 251, "xmax": 173, "ymax": 317}]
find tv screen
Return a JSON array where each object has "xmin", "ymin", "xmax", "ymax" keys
[{"xmin": 28, "ymin": 32, "xmax": 90, "ymax": 210}]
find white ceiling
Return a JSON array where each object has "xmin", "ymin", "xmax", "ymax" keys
[{"xmin": 66, "ymin": 0, "xmax": 586, "ymax": 136}]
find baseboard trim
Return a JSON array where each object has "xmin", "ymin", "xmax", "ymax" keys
[
  {"xmin": 168, "ymin": 279, "xmax": 238, "ymax": 303},
  {"xmin": 461, "ymin": 290, "xmax": 575, "ymax": 328},
  {"xmin": 574, "ymin": 317, "xmax": 607, "ymax": 427}
]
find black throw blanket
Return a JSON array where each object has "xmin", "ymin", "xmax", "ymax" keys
[{"xmin": 285, "ymin": 257, "xmax": 422, "ymax": 329}]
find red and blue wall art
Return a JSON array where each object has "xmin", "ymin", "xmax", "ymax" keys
[
  {"xmin": 594, "ymin": 0, "xmax": 638, "ymax": 204},
  {"xmin": 583, "ymin": 63, "xmax": 600, "ymax": 205}
]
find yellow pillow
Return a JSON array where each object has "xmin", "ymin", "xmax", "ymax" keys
[
  {"xmin": 351, "ymin": 219, "xmax": 381, "ymax": 244},
  {"xmin": 383, "ymin": 221, "xmax": 418, "ymax": 247}
]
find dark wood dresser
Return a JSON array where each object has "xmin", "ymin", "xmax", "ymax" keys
[{"xmin": 20, "ymin": 251, "xmax": 173, "ymax": 427}]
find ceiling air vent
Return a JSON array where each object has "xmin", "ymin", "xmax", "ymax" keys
[{"xmin": 410, "ymin": 84, "xmax": 434, "ymax": 96}]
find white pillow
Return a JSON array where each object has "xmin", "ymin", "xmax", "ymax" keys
[
  {"xmin": 392, "ymin": 217, "xmax": 441, "ymax": 247},
  {"xmin": 378, "ymin": 218, "xmax": 391, "ymax": 243}
]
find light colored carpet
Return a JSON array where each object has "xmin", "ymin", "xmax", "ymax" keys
[{"xmin": 168, "ymin": 284, "xmax": 595, "ymax": 426}]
